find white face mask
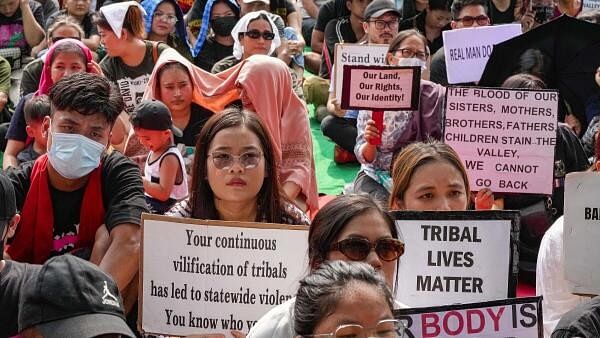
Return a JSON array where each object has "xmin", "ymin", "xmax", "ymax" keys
[
  {"xmin": 47, "ymin": 132, "xmax": 105, "ymax": 179},
  {"xmin": 396, "ymin": 57, "xmax": 427, "ymax": 70}
]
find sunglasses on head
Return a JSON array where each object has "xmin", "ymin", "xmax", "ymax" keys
[
  {"xmin": 243, "ymin": 29, "xmax": 275, "ymax": 40},
  {"xmin": 330, "ymin": 237, "xmax": 404, "ymax": 262},
  {"xmin": 454, "ymin": 15, "xmax": 490, "ymax": 26},
  {"xmin": 51, "ymin": 36, "xmax": 81, "ymax": 43}
]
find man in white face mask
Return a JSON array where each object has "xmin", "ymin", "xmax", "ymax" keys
[{"xmin": 2, "ymin": 72, "xmax": 148, "ymax": 315}]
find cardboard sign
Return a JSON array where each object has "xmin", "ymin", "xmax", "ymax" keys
[
  {"xmin": 139, "ymin": 214, "xmax": 309, "ymax": 336},
  {"xmin": 340, "ymin": 65, "xmax": 420, "ymax": 111},
  {"xmin": 334, "ymin": 43, "xmax": 388, "ymax": 100},
  {"xmin": 564, "ymin": 172, "xmax": 600, "ymax": 295},
  {"xmin": 444, "ymin": 86, "xmax": 558, "ymax": 195},
  {"xmin": 443, "ymin": 24, "xmax": 521, "ymax": 84},
  {"xmin": 391, "ymin": 210, "xmax": 519, "ymax": 308},
  {"xmin": 395, "ymin": 297, "xmax": 543, "ymax": 338}
]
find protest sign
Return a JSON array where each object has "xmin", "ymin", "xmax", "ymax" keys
[
  {"xmin": 340, "ymin": 65, "xmax": 420, "ymax": 111},
  {"xmin": 564, "ymin": 172, "xmax": 600, "ymax": 296},
  {"xmin": 443, "ymin": 24, "xmax": 521, "ymax": 84},
  {"xmin": 390, "ymin": 210, "xmax": 519, "ymax": 308},
  {"xmin": 139, "ymin": 214, "xmax": 309, "ymax": 336},
  {"xmin": 395, "ymin": 296, "xmax": 543, "ymax": 338},
  {"xmin": 582, "ymin": 0, "xmax": 600, "ymax": 12},
  {"xmin": 333, "ymin": 43, "xmax": 388, "ymax": 100},
  {"xmin": 444, "ymin": 86, "xmax": 558, "ymax": 195}
]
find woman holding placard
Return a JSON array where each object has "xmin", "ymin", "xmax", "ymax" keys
[
  {"xmin": 353, "ymin": 30, "xmax": 445, "ymax": 205},
  {"xmin": 247, "ymin": 194, "xmax": 405, "ymax": 337},
  {"xmin": 166, "ymin": 106, "xmax": 309, "ymax": 225},
  {"xmin": 389, "ymin": 140, "xmax": 495, "ymax": 210}
]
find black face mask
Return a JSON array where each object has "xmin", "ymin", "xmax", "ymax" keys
[
  {"xmin": 211, "ymin": 16, "xmax": 238, "ymax": 37},
  {"xmin": 533, "ymin": 5, "xmax": 553, "ymax": 24}
]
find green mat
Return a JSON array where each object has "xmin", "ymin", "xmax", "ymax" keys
[{"xmin": 307, "ymin": 103, "xmax": 359, "ymax": 195}]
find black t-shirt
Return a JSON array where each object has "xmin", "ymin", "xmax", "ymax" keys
[
  {"xmin": 49, "ymin": 184, "xmax": 85, "ymax": 257},
  {"xmin": 552, "ymin": 297, "xmax": 600, "ymax": 338},
  {"xmin": 174, "ymin": 103, "xmax": 213, "ymax": 146},
  {"xmin": 315, "ymin": 0, "xmax": 350, "ymax": 32},
  {"xmin": 0, "ymin": 0, "xmax": 45, "ymax": 55},
  {"xmin": 0, "ymin": 260, "xmax": 41, "ymax": 337},
  {"xmin": 429, "ymin": 47, "xmax": 448, "ymax": 86},
  {"xmin": 100, "ymin": 41, "xmax": 170, "ymax": 113},
  {"xmin": 320, "ymin": 16, "xmax": 357, "ymax": 79},
  {"xmin": 193, "ymin": 36, "xmax": 233, "ymax": 72},
  {"xmin": 20, "ymin": 58, "xmax": 43, "ymax": 97},
  {"xmin": 4, "ymin": 151, "xmax": 149, "ymax": 234},
  {"xmin": 6, "ymin": 92, "xmax": 33, "ymax": 142},
  {"xmin": 46, "ymin": 10, "xmax": 98, "ymax": 38}
]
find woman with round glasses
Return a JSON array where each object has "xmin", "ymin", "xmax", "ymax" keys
[
  {"xmin": 295, "ymin": 261, "xmax": 405, "ymax": 338},
  {"xmin": 211, "ymin": 10, "xmax": 280, "ymax": 73},
  {"xmin": 247, "ymin": 194, "xmax": 404, "ymax": 337},
  {"xmin": 353, "ymin": 29, "xmax": 444, "ymax": 205},
  {"xmin": 166, "ymin": 105, "xmax": 309, "ymax": 225},
  {"xmin": 141, "ymin": 0, "xmax": 193, "ymax": 60}
]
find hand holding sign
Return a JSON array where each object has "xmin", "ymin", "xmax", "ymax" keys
[{"xmin": 365, "ymin": 116, "xmax": 384, "ymax": 146}]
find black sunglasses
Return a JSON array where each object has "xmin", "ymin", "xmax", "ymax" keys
[
  {"xmin": 242, "ymin": 29, "xmax": 275, "ymax": 40},
  {"xmin": 51, "ymin": 36, "xmax": 81, "ymax": 43},
  {"xmin": 454, "ymin": 15, "xmax": 490, "ymax": 26},
  {"xmin": 330, "ymin": 237, "xmax": 405, "ymax": 262}
]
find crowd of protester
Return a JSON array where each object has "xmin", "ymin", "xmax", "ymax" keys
[{"xmin": 0, "ymin": 0, "xmax": 600, "ymax": 336}]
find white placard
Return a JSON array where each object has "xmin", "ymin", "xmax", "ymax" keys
[
  {"xmin": 444, "ymin": 87, "xmax": 558, "ymax": 195},
  {"xmin": 443, "ymin": 24, "xmax": 521, "ymax": 84},
  {"xmin": 140, "ymin": 214, "xmax": 309, "ymax": 336},
  {"xmin": 582, "ymin": 0, "xmax": 600, "ymax": 12},
  {"xmin": 564, "ymin": 172, "xmax": 600, "ymax": 295},
  {"xmin": 334, "ymin": 43, "xmax": 388, "ymax": 101},
  {"xmin": 392, "ymin": 211, "xmax": 516, "ymax": 308},
  {"xmin": 396, "ymin": 297, "xmax": 543, "ymax": 338}
]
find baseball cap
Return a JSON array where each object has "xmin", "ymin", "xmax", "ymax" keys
[
  {"xmin": 242, "ymin": 0, "xmax": 269, "ymax": 4},
  {"xmin": 364, "ymin": 0, "xmax": 401, "ymax": 21},
  {"xmin": 18, "ymin": 255, "xmax": 135, "ymax": 338},
  {"xmin": 130, "ymin": 99, "xmax": 183, "ymax": 137},
  {"xmin": 0, "ymin": 174, "xmax": 16, "ymax": 223}
]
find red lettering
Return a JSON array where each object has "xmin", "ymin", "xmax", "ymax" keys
[
  {"xmin": 466, "ymin": 309, "xmax": 485, "ymax": 334},
  {"xmin": 443, "ymin": 311, "xmax": 464, "ymax": 336},
  {"xmin": 486, "ymin": 307, "xmax": 505, "ymax": 331},
  {"xmin": 422, "ymin": 313, "xmax": 440, "ymax": 338}
]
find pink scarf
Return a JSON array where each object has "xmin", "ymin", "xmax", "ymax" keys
[
  {"xmin": 144, "ymin": 51, "xmax": 318, "ymax": 212},
  {"xmin": 36, "ymin": 38, "xmax": 94, "ymax": 96}
]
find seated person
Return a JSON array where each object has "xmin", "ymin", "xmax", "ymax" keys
[
  {"xmin": 353, "ymin": 30, "xmax": 444, "ymax": 203},
  {"xmin": 4, "ymin": 38, "xmax": 97, "ymax": 170},
  {"xmin": 131, "ymin": 100, "xmax": 188, "ymax": 214},
  {"xmin": 399, "ymin": 0, "xmax": 452, "ymax": 55},
  {"xmin": 141, "ymin": 0, "xmax": 193, "ymax": 60},
  {"xmin": 0, "ymin": 0, "xmax": 45, "ymax": 57},
  {"xmin": 212, "ymin": 10, "xmax": 303, "ymax": 99},
  {"xmin": 19, "ymin": 16, "xmax": 85, "ymax": 97},
  {"xmin": 17, "ymin": 94, "xmax": 50, "ymax": 163},
  {"xmin": 191, "ymin": 0, "xmax": 240, "ymax": 71},
  {"xmin": 247, "ymin": 194, "xmax": 404, "ymax": 338},
  {"xmin": 43, "ymin": 0, "xmax": 100, "ymax": 54},
  {"xmin": 3, "ymin": 73, "xmax": 147, "ymax": 312},
  {"xmin": 167, "ymin": 105, "xmax": 309, "ymax": 225},
  {"xmin": 294, "ymin": 261, "xmax": 404, "ymax": 338},
  {"xmin": 309, "ymin": 0, "xmax": 351, "ymax": 61}
]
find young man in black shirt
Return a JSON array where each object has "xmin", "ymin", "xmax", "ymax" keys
[{"xmin": 3, "ymin": 73, "xmax": 148, "ymax": 313}]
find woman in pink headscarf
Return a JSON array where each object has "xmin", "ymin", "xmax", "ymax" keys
[
  {"xmin": 3, "ymin": 38, "xmax": 99, "ymax": 169},
  {"xmin": 143, "ymin": 51, "xmax": 318, "ymax": 212},
  {"xmin": 235, "ymin": 55, "xmax": 318, "ymax": 212}
]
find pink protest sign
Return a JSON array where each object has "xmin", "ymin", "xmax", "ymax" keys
[
  {"xmin": 340, "ymin": 65, "xmax": 420, "ymax": 111},
  {"xmin": 444, "ymin": 87, "xmax": 558, "ymax": 195}
]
